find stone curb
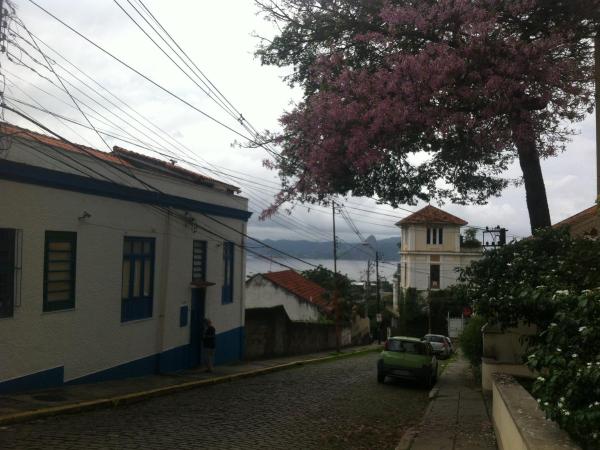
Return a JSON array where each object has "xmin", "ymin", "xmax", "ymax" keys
[{"xmin": 0, "ymin": 346, "xmax": 380, "ymax": 426}]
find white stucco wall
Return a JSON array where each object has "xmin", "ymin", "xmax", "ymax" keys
[
  {"xmin": 398, "ymin": 223, "xmax": 482, "ymax": 292},
  {"xmin": 0, "ymin": 140, "xmax": 248, "ymax": 385},
  {"xmin": 245, "ymin": 275, "xmax": 322, "ymax": 322}
]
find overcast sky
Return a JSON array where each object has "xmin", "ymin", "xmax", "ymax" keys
[{"xmin": 5, "ymin": 0, "xmax": 597, "ymax": 244}]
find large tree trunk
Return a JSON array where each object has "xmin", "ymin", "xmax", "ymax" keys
[
  {"xmin": 595, "ymin": 33, "xmax": 599, "ymax": 198},
  {"xmin": 511, "ymin": 114, "xmax": 551, "ymax": 233}
]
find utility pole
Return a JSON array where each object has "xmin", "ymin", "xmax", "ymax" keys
[
  {"xmin": 483, "ymin": 226, "xmax": 507, "ymax": 249},
  {"xmin": 427, "ymin": 274, "xmax": 432, "ymax": 334},
  {"xmin": 375, "ymin": 251, "xmax": 381, "ymax": 344},
  {"xmin": 332, "ymin": 201, "xmax": 341, "ymax": 353}
]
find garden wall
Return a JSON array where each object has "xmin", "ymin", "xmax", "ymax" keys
[
  {"xmin": 482, "ymin": 322, "xmax": 536, "ymax": 390},
  {"xmin": 245, "ymin": 306, "xmax": 351, "ymax": 359},
  {"xmin": 492, "ymin": 373, "xmax": 579, "ymax": 450}
]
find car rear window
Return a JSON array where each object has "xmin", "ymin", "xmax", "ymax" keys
[
  {"xmin": 388, "ymin": 340, "xmax": 427, "ymax": 355},
  {"xmin": 425, "ymin": 335, "xmax": 444, "ymax": 343}
]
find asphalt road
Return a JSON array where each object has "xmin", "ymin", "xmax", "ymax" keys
[{"xmin": 0, "ymin": 353, "xmax": 430, "ymax": 450}]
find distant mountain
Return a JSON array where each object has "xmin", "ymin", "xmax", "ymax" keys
[{"xmin": 250, "ymin": 235, "xmax": 400, "ymax": 261}]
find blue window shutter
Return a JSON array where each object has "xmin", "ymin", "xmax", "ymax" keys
[
  {"xmin": 179, "ymin": 305, "xmax": 189, "ymax": 327},
  {"xmin": 221, "ymin": 242, "xmax": 234, "ymax": 304}
]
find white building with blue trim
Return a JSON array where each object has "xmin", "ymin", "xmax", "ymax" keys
[{"xmin": 0, "ymin": 122, "xmax": 250, "ymax": 393}]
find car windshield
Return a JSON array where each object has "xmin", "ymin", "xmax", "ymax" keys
[{"xmin": 388, "ymin": 340, "xmax": 427, "ymax": 355}]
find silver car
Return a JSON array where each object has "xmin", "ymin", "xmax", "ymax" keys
[{"xmin": 422, "ymin": 334, "xmax": 450, "ymax": 359}]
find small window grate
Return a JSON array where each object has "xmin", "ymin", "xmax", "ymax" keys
[{"xmin": 192, "ymin": 240, "xmax": 207, "ymax": 281}]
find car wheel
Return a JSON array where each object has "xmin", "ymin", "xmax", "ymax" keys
[{"xmin": 377, "ymin": 370, "xmax": 386, "ymax": 383}]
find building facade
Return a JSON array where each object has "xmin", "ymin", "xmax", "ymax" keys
[
  {"xmin": 394, "ymin": 205, "xmax": 482, "ymax": 296},
  {"xmin": 0, "ymin": 123, "xmax": 250, "ymax": 393},
  {"xmin": 245, "ymin": 270, "xmax": 331, "ymax": 322}
]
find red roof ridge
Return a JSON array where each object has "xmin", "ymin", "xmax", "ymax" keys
[
  {"xmin": 1, "ymin": 121, "xmax": 239, "ymax": 192},
  {"xmin": 112, "ymin": 146, "xmax": 239, "ymax": 192},
  {"xmin": 553, "ymin": 204, "xmax": 598, "ymax": 228},
  {"xmin": 261, "ymin": 270, "xmax": 332, "ymax": 313},
  {"xmin": 396, "ymin": 205, "xmax": 468, "ymax": 226},
  {"xmin": 1, "ymin": 122, "xmax": 131, "ymax": 167}
]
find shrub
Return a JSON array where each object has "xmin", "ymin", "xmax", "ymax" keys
[
  {"xmin": 526, "ymin": 289, "xmax": 600, "ymax": 449},
  {"xmin": 461, "ymin": 227, "xmax": 600, "ymax": 330},
  {"xmin": 460, "ymin": 315, "xmax": 486, "ymax": 367},
  {"xmin": 458, "ymin": 227, "xmax": 600, "ymax": 448}
]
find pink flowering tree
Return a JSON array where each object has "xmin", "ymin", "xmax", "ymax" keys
[{"xmin": 255, "ymin": 0, "xmax": 597, "ymax": 231}]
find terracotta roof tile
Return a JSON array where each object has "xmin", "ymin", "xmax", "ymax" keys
[
  {"xmin": 2, "ymin": 122, "xmax": 238, "ymax": 191},
  {"xmin": 2, "ymin": 122, "xmax": 131, "ymax": 167},
  {"xmin": 112, "ymin": 146, "xmax": 239, "ymax": 192},
  {"xmin": 396, "ymin": 205, "xmax": 468, "ymax": 226},
  {"xmin": 262, "ymin": 270, "xmax": 332, "ymax": 313},
  {"xmin": 553, "ymin": 205, "xmax": 598, "ymax": 228}
]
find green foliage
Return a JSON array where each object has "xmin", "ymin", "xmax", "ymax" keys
[
  {"xmin": 397, "ymin": 286, "xmax": 471, "ymax": 337},
  {"xmin": 462, "ymin": 227, "xmax": 600, "ymax": 330},
  {"xmin": 526, "ymin": 290, "xmax": 600, "ymax": 449},
  {"xmin": 461, "ymin": 228, "xmax": 481, "ymax": 248},
  {"xmin": 302, "ymin": 265, "xmax": 361, "ymax": 321},
  {"xmin": 460, "ymin": 227, "xmax": 600, "ymax": 448},
  {"xmin": 460, "ymin": 315, "xmax": 486, "ymax": 367}
]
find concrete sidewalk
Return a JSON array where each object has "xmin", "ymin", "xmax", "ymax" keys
[
  {"xmin": 0, "ymin": 344, "xmax": 379, "ymax": 425},
  {"xmin": 399, "ymin": 354, "xmax": 497, "ymax": 450}
]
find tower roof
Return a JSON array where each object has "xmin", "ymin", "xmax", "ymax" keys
[{"xmin": 396, "ymin": 205, "xmax": 468, "ymax": 226}]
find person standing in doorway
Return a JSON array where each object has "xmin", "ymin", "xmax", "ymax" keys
[{"xmin": 203, "ymin": 319, "xmax": 216, "ymax": 372}]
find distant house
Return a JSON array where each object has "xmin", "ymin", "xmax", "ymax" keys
[
  {"xmin": 245, "ymin": 270, "xmax": 332, "ymax": 321},
  {"xmin": 0, "ymin": 122, "xmax": 250, "ymax": 393},
  {"xmin": 553, "ymin": 204, "xmax": 599, "ymax": 238},
  {"xmin": 244, "ymin": 270, "xmax": 357, "ymax": 358},
  {"xmin": 394, "ymin": 205, "xmax": 483, "ymax": 296}
]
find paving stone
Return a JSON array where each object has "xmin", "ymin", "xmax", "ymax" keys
[
  {"xmin": 0, "ymin": 353, "xmax": 428, "ymax": 450},
  {"xmin": 408, "ymin": 354, "xmax": 497, "ymax": 450}
]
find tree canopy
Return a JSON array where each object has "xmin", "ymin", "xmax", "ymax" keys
[{"xmin": 256, "ymin": 0, "xmax": 597, "ymax": 231}]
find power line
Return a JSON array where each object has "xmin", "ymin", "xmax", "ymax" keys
[
  {"xmin": 11, "ymin": 4, "xmax": 520, "ymax": 247},
  {"xmin": 24, "ymin": 0, "xmax": 275, "ymax": 154},
  {"xmin": 1, "ymin": 117, "xmax": 313, "ymax": 274},
  {"xmin": 3, "ymin": 107, "xmax": 328, "ymax": 271},
  {"xmin": 8, "ymin": 25, "xmax": 409, "ymax": 235},
  {"xmin": 129, "ymin": 0, "xmax": 280, "ymax": 158}
]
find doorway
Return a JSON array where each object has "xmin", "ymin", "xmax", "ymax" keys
[{"xmin": 189, "ymin": 288, "xmax": 206, "ymax": 367}]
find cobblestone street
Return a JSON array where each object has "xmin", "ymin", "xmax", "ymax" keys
[{"xmin": 0, "ymin": 353, "xmax": 429, "ymax": 450}]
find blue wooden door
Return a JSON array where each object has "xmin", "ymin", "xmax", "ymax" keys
[{"xmin": 189, "ymin": 288, "xmax": 205, "ymax": 367}]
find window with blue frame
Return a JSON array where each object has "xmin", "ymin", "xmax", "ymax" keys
[
  {"xmin": 221, "ymin": 241, "xmax": 234, "ymax": 304},
  {"xmin": 121, "ymin": 237, "xmax": 155, "ymax": 322},
  {"xmin": 43, "ymin": 231, "xmax": 76, "ymax": 312}
]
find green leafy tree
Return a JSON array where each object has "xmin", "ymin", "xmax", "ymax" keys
[
  {"xmin": 461, "ymin": 228, "xmax": 481, "ymax": 248},
  {"xmin": 301, "ymin": 265, "xmax": 360, "ymax": 321}
]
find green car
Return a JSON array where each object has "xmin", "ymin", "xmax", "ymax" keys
[{"xmin": 377, "ymin": 336, "xmax": 438, "ymax": 387}]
